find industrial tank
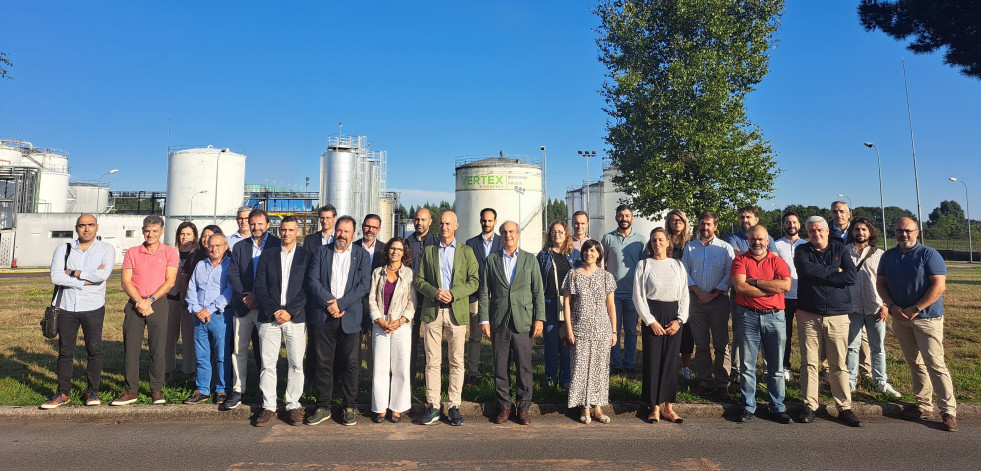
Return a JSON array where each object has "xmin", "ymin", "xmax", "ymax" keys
[
  {"xmin": 601, "ymin": 166, "xmax": 661, "ymax": 239},
  {"xmin": 378, "ymin": 193, "xmax": 395, "ymax": 243},
  {"xmin": 0, "ymin": 142, "xmax": 23, "ymax": 166},
  {"xmin": 320, "ymin": 138, "xmax": 360, "ymax": 219},
  {"xmin": 455, "ymin": 156, "xmax": 543, "ymax": 253},
  {"xmin": 33, "ymin": 150, "xmax": 70, "ymax": 213},
  {"xmin": 165, "ymin": 146, "xmax": 246, "ymax": 244},
  {"xmin": 68, "ymin": 183, "xmax": 110, "ymax": 214}
]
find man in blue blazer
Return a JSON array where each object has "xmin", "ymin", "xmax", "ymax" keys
[
  {"xmin": 463, "ymin": 207, "xmax": 501, "ymax": 387},
  {"xmin": 252, "ymin": 216, "xmax": 310, "ymax": 427},
  {"xmin": 304, "ymin": 216, "xmax": 371, "ymax": 426}
]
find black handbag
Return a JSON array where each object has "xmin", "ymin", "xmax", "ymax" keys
[{"xmin": 41, "ymin": 243, "xmax": 72, "ymax": 339}]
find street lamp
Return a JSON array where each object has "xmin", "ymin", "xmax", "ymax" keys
[
  {"xmin": 541, "ymin": 145, "xmax": 547, "ymax": 235},
  {"xmin": 577, "ymin": 150, "xmax": 597, "ymax": 214},
  {"xmin": 863, "ymin": 142, "xmax": 889, "ymax": 246},
  {"xmin": 190, "ymin": 189, "xmax": 208, "ymax": 221},
  {"xmin": 96, "ymin": 169, "xmax": 119, "ymax": 214},
  {"xmin": 836, "ymin": 193, "xmax": 853, "ymax": 207},
  {"xmin": 949, "ymin": 177, "xmax": 973, "ymax": 263}
]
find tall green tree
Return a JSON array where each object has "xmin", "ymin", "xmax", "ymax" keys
[
  {"xmin": 595, "ymin": 0, "xmax": 783, "ymax": 227},
  {"xmin": 0, "ymin": 52, "xmax": 11, "ymax": 80}
]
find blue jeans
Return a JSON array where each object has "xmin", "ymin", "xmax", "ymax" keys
[
  {"xmin": 611, "ymin": 293, "xmax": 638, "ymax": 370},
  {"xmin": 193, "ymin": 310, "xmax": 233, "ymax": 395},
  {"xmin": 543, "ymin": 298, "xmax": 571, "ymax": 385},
  {"xmin": 733, "ymin": 306, "xmax": 786, "ymax": 413},
  {"xmin": 846, "ymin": 313, "xmax": 887, "ymax": 387}
]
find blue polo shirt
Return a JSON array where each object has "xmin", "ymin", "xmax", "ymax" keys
[{"xmin": 877, "ymin": 243, "xmax": 946, "ymax": 318}]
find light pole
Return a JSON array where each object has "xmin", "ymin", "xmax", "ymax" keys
[
  {"xmin": 96, "ymin": 169, "xmax": 119, "ymax": 214},
  {"xmin": 949, "ymin": 177, "xmax": 973, "ymax": 263},
  {"xmin": 514, "ymin": 185, "xmax": 525, "ymax": 230},
  {"xmin": 190, "ymin": 189, "xmax": 208, "ymax": 222},
  {"xmin": 836, "ymin": 193, "xmax": 853, "ymax": 207},
  {"xmin": 541, "ymin": 145, "xmax": 547, "ymax": 235},
  {"xmin": 577, "ymin": 150, "xmax": 597, "ymax": 215},
  {"xmin": 863, "ymin": 142, "xmax": 889, "ymax": 246}
]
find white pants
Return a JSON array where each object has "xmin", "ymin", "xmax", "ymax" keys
[
  {"xmin": 258, "ymin": 320, "xmax": 306, "ymax": 411},
  {"xmin": 371, "ymin": 322, "xmax": 412, "ymax": 414},
  {"xmin": 231, "ymin": 309, "xmax": 259, "ymax": 393}
]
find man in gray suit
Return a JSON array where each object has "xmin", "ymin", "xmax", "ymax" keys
[{"xmin": 479, "ymin": 221, "xmax": 545, "ymax": 425}]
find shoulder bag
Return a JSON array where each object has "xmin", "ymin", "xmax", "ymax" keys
[{"xmin": 41, "ymin": 243, "xmax": 72, "ymax": 339}]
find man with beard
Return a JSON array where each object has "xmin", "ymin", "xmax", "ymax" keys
[
  {"xmin": 601, "ymin": 205, "xmax": 646, "ymax": 373},
  {"xmin": 725, "ymin": 206, "xmax": 776, "ymax": 376},
  {"xmin": 464, "ymin": 207, "xmax": 501, "ymax": 387},
  {"xmin": 407, "ymin": 208, "xmax": 439, "ymax": 386},
  {"xmin": 730, "ymin": 225, "xmax": 792, "ymax": 423},
  {"xmin": 877, "ymin": 217, "xmax": 957, "ymax": 432},
  {"xmin": 773, "ymin": 211, "xmax": 807, "ymax": 382}
]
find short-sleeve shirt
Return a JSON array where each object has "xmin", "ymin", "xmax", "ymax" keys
[
  {"xmin": 601, "ymin": 229, "xmax": 647, "ymax": 294},
  {"xmin": 730, "ymin": 250, "xmax": 790, "ymax": 310},
  {"xmin": 877, "ymin": 243, "xmax": 947, "ymax": 318},
  {"xmin": 122, "ymin": 243, "xmax": 180, "ymax": 297}
]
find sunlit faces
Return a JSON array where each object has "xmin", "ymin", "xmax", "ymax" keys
[
  {"xmin": 178, "ymin": 226, "xmax": 196, "ymax": 247},
  {"xmin": 500, "ymin": 221, "xmax": 520, "ymax": 252},
  {"xmin": 319, "ymin": 210, "xmax": 336, "ymax": 232},
  {"xmin": 748, "ymin": 226, "xmax": 769, "ymax": 256},
  {"xmin": 207, "ymin": 235, "xmax": 228, "ymax": 261},
  {"xmin": 279, "ymin": 220, "xmax": 299, "ymax": 247},
  {"xmin": 249, "ymin": 214, "xmax": 269, "ymax": 239},
  {"xmin": 806, "ymin": 221, "xmax": 829, "ymax": 249},
  {"xmin": 650, "ymin": 231, "xmax": 670, "ymax": 258},
  {"xmin": 738, "ymin": 211, "xmax": 758, "ymax": 231},
  {"xmin": 831, "ymin": 203, "xmax": 851, "ymax": 229},
  {"xmin": 697, "ymin": 218, "xmax": 717, "ymax": 241},
  {"xmin": 782, "ymin": 215, "xmax": 800, "ymax": 237},
  {"xmin": 667, "ymin": 215, "xmax": 686, "ymax": 233},
  {"xmin": 573, "ymin": 213, "xmax": 589, "ymax": 238},
  {"xmin": 75, "ymin": 214, "xmax": 98, "ymax": 243},
  {"xmin": 851, "ymin": 222, "xmax": 870, "ymax": 244},
  {"xmin": 438, "ymin": 211, "xmax": 458, "ymax": 240},
  {"xmin": 480, "ymin": 210, "xmax": 497, "ymax": 235},
  {"xmin": 894, "ymin": 218, "xmax": 919, "ymax": 250},
  {"xmin": 236, "ymin": 210, "xmax": 251, "ymax": 234},
  {"xmin": 334, "ymin": 219, "xmax": 355, "ymax": 250},
  {"xmin": 550, "ymin": 223, "xmax": 567, "ymax": 246},
  {"xmin": 582, "ymin": 245, "xmax": 600, "ymax": 265},
  {"xmin": 362, "ymin": 217, "xmax": 381, "ymax": 242},
  {"xmin": 414, "ymin": 209, "xmax": 432, "ymax": 235},
  {"xmin": 615, "ymin": 208, "xmax": 633, "ymax": 230},
  {"xmin": 142, "ymin": 223, "xmax": 163, "ymax": 245},
  {"xmin": 199, "ymin": 229, "xmax": 216, "ymax": 251}
]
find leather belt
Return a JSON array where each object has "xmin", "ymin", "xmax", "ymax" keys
[{"xmin": 743, "ymin": 306, "xmax": 780, "ymax": 315}]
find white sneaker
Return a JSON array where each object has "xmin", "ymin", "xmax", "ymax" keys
[
  {"xmin": 681, "ymin": 367, "xmax": 692, "ymax": 380},
  {"xmin": 850, "ymin": 382, "xmax": 856, "ymax": 393},
  {"xmin": 783, "ymin": 370, "xmax": 792, "ymax": 382},
  {"xmin": 877, "ymin": 382, "xmax": 902, "ymax": 398}
]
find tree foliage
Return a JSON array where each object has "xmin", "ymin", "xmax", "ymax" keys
[
  {"xmin": 595, "ymin": 0, "xmax": 783, "ymax": 227},
  {"xmin": 0, "ymin": 52, "xmax": 11, "ymax": 80},
  {"xmin": 543, "ymin": 198, "xmax": 568, "ymax": 227},
  {"xmin": 859, "ymin": 0, "xmax": 981, "ymax": 79}
]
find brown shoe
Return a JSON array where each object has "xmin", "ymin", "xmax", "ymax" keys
[
  {"xmin": 494, "ymin": 409, "xmax": 511, "ymax": 424},
  {"xmin": 41, "ymin": 393, "xmax": 70, "ymax": 410},
  {"xmin": 255, "ymin": 409, "xmax": 276, "ymax": 427},
  {"xmin": 712, "ymin": 387, "xmax": 731, "ymax": 401},
  {"xmin": 941, "ymin": 413, "xmax": 958, "ymax": 432},
  {"xmin": 151, "ymin": 389, "xmax": 166, "ymax": 405},
  {"xmin": 110, "ymin": 391, "xmax": 139, "ymax": 406},
  {"xmin": 288, "ymin": 408, "xmax": 305, "ymax": 426},
  {"xmin": 518, "ymin": 409, "xmax": 531, "ymax": 425}
]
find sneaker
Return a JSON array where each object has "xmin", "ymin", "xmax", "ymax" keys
[
  {"xmin": 941, "ymin": 413, "xmax": 958, "ymax": 432},
  {"xmin": 288, "ymin": 408, "xmax": 305, "ymax": 426},
  {"xmin": 448, "ymin": 406, "xmax": 464, "ymax": 426},
  {"xmin": 772, "ymin": 411, "xmax": 792, "ymax": 424},
  {"xmin": 151, "ymin": 389, "xmax": 166, "ymax": 405},
  {"xmin": 254, "ymin": 409, "xmax": 275, "ymax": 427},
  {"xmin": 876, "ymin": 382, "xmax": 902, "ymax": 398},
  {"xmin": 839, "ymin": 409, "xmax": 863, "ymax": 427},
  {"xmin": 902, "ymin": 404, "xmax": 932, "ymax": 420},
  {"xmin": 186, "ymin": 390, "xmax": 210, "ymax": 404},
  {"xmin": 220, "ymin": 392, "xmax": 242, "ymax": 411},
  {"xmin": 41, "ymin": 393, "xmax": 70, "ymax": 409},
  {"xmin": 342, "ymin": 407, "xmax": 357, "ymax": 426},
  {"xmin": 85, "ymin": 392, "xmax": 101, "ymax": 406},
  {"xmin": 784, "ymin": 370, "xmax": 792, "ymax": 382},
  {"xmin": 306, "ymin": 407, "xmax": 332, "ymax": 425},
  {"xmin": 849, "ymin": 382, "xmax": 856, "ymax": 393},
  {"xmin": 737, "ymin": 410, "xmax": 753, "ymax": 423},
  {"xmin": 798, "ymin": 406, "xmax": 815, "ymax": 424},
  {"xmin": 110, "ymin": 391, "xmax": 139, "ymax": 406},
  {"xmin": 420, "ymin": 404, "xmax": 439, "ymax": 425},
  {"xmin": 681, "ymin": 367, "xmax": 692, "ymax": 380}
]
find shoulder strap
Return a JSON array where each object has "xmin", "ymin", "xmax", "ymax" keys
[
  {"xmin": 856, "ymin": 248, "xmax": 874, "ymax": 270},
  {"xmin": 51, "ymin": 243, "xmax": 72, "ymax": 306}
]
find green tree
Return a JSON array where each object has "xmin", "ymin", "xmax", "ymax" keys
[
  {"xmin": 595, "ymin": 0, "xmax": 784, "ymax": 228},
  {"xmin": 543, "ymin": 198, "xmax": 568, "ymax": 227},
  {"xmin": 859, "ymin": 0, "xmax": 981, "ymax": 79},
  {"xmin": 0, "ymin": 52, "xmax": 11, "ymax": 80}
]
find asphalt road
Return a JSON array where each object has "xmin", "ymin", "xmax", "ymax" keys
[{"xmin": 1, "ymin": 415, "xmax": 975, "ymax": 470}]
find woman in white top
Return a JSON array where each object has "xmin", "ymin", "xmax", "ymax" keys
[
  {"xmin": 633, "ymin": 227, "xmax": 690, "ymax": 423},
  {"xmin": 368, "ymin": 237, "xmax": 416, "ymax": 423}
]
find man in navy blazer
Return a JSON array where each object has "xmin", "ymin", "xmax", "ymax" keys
[
  {"xmin": 252, "ymin": 216, "xmax": 310, "ymax": 427},
  {"xmin": 304, "ymin": 216, "xmax": 371, "ymax": 426},
  {"xmin": 225, "ymin": 209, "xmax": 280, "ymax": 411},
  {"xmin": 463, "ymin": 207, "xmax": 501, "ymax": 386}
]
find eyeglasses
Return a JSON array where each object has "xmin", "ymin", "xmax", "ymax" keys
[
  {"xmin": 389, "ymin": 248, "xmax": 404, "ymax": 252},
  {"xmin": 236, "ymin": 217, "xmax": 249, "ymax": 221},
  {"xmin": 894, "ymin": 229, "xmax": 918, "ymax": 234},
  {"xmin": 363, "ymin": 225, "xmax": 380, "ymax": 231}
]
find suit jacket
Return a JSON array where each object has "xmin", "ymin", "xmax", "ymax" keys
[
  {"xmin": 413, "ymin": 241, "xmax": 480, "ymax": 325},
  {"xmin": 368, "ymin": 265, "xmax": 416, "ymax": 322},
  {"xmin": 228, "ymin": 233, "xmax": 282, "ymax": 317},
  {"xmin": 465, "ymin": 233, "xmax": 502, "ymax": 303},
  {"xmin": 354, "ymin": 238, "xmax": 386, "ymax": 329},
  {"xmin": 304, "ymin": 242, "xmax": 371, "ymax": 333},
  {"xmin": 303, "ymin": 231, "xmax": 332, "ymax": 250},
  {"xmin": 254, "ymin": 244, "xmax": 310, "ymax": 324},
  {"xmin": 478, "ymin": 248, "xmax": 546, "ymax": 334}
]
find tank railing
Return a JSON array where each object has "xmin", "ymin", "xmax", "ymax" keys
[
  {"xmin": 1, "ymin": 141, "xmax": 69, "ymax": 158},
  {"xmin": 167, "ymin": 145, "xmax": 246, "ymax": 155},
  {"xmin": 327, "ymin": 135, "xmax": 366, "ymax": 150},
  {"xmin": 71, "ymin": 180, "xmax": 111, "ymax": 188},
  {"xmin": 455, "ymin": 154, "xmax": 543, "ymax": 168}
]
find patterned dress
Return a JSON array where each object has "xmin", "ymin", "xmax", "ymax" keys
[{"xmin": 563, "ymin": 267, "xmax": 617, "ymax": 408}]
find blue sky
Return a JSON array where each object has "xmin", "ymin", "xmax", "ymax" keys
[{"xmin": 1, "ymin": 1, "xmax": 978, "ymax": 220}]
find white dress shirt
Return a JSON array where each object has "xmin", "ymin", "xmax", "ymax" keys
[{"xmin": 331, "ymin": 247, "xmax": 352, "ymax": 299}]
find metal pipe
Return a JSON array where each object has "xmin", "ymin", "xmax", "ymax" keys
[
  {"xmin": 864, "ymin": 142, "xmax": 888, "ymax": 246},
  {"xmin": 949, "ymin": 177, "xmax": 973, "ymax": 263}
]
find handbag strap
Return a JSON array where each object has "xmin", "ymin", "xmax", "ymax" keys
[
  {"xmin": 856, "ymin": 247, "xmax": 875, "ymax": 270},
  {"xmin": 50, "ymin": 242, "xmax": 72, "ymax": 307}
]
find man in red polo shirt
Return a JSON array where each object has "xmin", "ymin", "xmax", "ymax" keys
[
  {"xmin": 731, "ymin": 225, "xmax": 791, "ymax": 424},
  {"xmin": 112, "ymin": 215, "xmax": 179, "ymax": 406}
]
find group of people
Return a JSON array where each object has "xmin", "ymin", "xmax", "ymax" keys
[{"xmin": 40, "ymin": 200, "xmax": 958, "ymax": 432}]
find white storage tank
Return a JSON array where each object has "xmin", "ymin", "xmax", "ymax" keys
[
  {"xmin": 378, "ymin": 193, "xmax": 395, "ymax": 243},
  {"xmin": 33, "ymin": 150, "xmax": 70, "ymax": 213},
  {"xmin": 456, "ymin": 156, "xmax": 544, "ymax": 253},
  {"xmin": 68, "ymin": 183, "xmax": 111, "ymax": 214},
  {"xmin": 601, "ymin": 166, "xmax": 663, "ymax": 239},
  {"xmin": 320, "ymin": 138, "xmax": 360, "ymax": 219},
  {"xmin": 165, "ymin": 146, "xmax": 246, "ymax": 243},
  {"xmin": 0, "ymin": 141, "xmax": 24, "ymax": 166}
]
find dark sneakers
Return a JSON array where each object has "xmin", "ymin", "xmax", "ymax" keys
[
  {"xmin": 307, "ymin": 407, "xmax": 332, "ymax": 425},
  {"xmin": 448, "ymin": 406, "xmax": 464, "ymax": 426},
  {"xmin": 839, "ymin": 409, "xmax": 863, "ymax": 427},
  {"xmin": 41, "ymin": 393, "xmax": 70, "ymax": 410},
  {"xmin": 151, "ymin": 389, "xmax": 166, "ymax": 405},
  {"xmin": 798, "ymin": 406, "xmax": 815, "ymax": 423},
  {"xmin": 771, "ymin": 411, "xmax": 792, "ymax": 424},
  {"xmin": 737, "ymin": 410, "xmax": 753, "ymax": 422},
  {"xmin": 420, "ymin": 404, "xmax": 439, "ymax": 425},
  {"xmin": 215, "ymin": 392, "xmax": 227, "ymax": 405},
  {"xmin": 220, "ymin": 392, "xmax": 243, "ymax": 411},
  {"xmin": 941, "ymin": 413, "xmax": 958, "ymax": 432},
  {"xmin": 287, "ymin": 408, "xmax": 305, "ymax": 426},
  {"xmin": 254, "ymin": 409, "xmax": 275, "ymax": 427},
  {"xmin": 342, "ymin": 407, "xmax": 357, "ymax": 426},
  {"xmin": 183, "ymin": 390, "xmax": 209, "ymax": 404}
]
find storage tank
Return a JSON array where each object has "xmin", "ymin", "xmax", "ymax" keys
[
  {"xmin": 68, "ymin": 183, "xmax": 111, "ymax": 214},
  {"xmin": 33, "ymin": 150, "xmax": 70, "ymax": 213},
  {"xmin": 0, "ymin": 141, "xmax": 24, "ymax": 166},
  {"xmin": 601, "ymin": 166, "xmax": 662, "ymax": 239},
  {"xmin": 165, "ymin": 146, "xmax": 246, "ymax": 244},
  {"xmin": 456, "ymin": 156, "xmax": 544, "ymax": 253},
  {"xmin": 320, "ymin": 137, "xmax": 360, "ymax": 219},
  {"xmin": 378, "ymin": 193, "xmax": 395, "ymax": 243}
]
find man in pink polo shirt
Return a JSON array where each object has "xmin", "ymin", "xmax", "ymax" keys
[
  {"xmin": 111, "ymin": 215, "xmax": 179, "ymax": 406},
  {"xmin": 730, "ymin": 225, "xmax": 792, "ymax": 424}
]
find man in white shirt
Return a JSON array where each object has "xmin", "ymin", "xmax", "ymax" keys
[
  {"xmin": 227, "ymin": 206, "xmax": 253, "ymax": 248},
  {"xmin": 773, "ymin": 211, "xmax": 807, "ymax": 381}
]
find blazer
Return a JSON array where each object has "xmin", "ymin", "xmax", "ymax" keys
[
  {"xmin": 253, "ymin": 244, "xmax": 311, "ymax": 324},
  {"xmin": 413, "ymin": 242, "xmax": 479, "ymax": 325},
  {"xmin": 302, "ymin": 231, "xmax": 332, "ymax": 250},
  {"xmin": 478, "ymin": 248, "xmax": 546, "ymax": 334},
  {"xmin": 465, "ymin": 233, "xmax": 502, "ymax": 302},
  {"xmin": 354, "ymin": 238, "xmax": 387, "ymax": 270},
  {"xmin": 368, "ymin": 265, "xmax": 416, "ymax": 323},
  {"xmin": 228, "ymin": 233, "xmax": 281, "ymax": 317},
  {"xmin": 304, "ymin": 242, "xmax": 371, "ymax": 332}
]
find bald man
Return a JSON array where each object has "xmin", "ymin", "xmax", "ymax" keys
[{"xmin": 407, "ymin": 207, "xmax": 439, "ymax": 386}]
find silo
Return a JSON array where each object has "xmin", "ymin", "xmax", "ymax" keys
[
  {"xmin": 378, "ymin": 193, "xmax": 395, "ymax": 243},
  {"xmin": 32, "ymin": 150, "xmax": 70, "ymax": 213},
  {"xmin": 68, "ymin": 183, "xmax": 110, "ymax": 214},
  {"xmin": 165, "ymin": 146, "xmax": 246, "ymax": 244},
  {"xmin": 602, "ymin": 166, "xmax": 662, "ymax": 240},
  {"xmin": 320, "ymin": 138, "xmax": 360, "ymax": 219},
  {"xmin": 456, "ymin": 156, "xmax": 544, "ymax": 253},
  {"xmin": 0, "ymin": 141, "xmax": 24, "ymax": 166}
]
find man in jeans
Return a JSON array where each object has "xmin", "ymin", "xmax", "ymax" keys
[
  {"xmin": 730, "ymin": 225, "xmax": 791, "ymax": 424},
  {"xmin": 601, "ymin": 204, "xmax": 646, "ymax": 373},
  {"xmin": 42, "ymin": 214, "xmax": 115, "ymax": 409},
  {"xmin": 112, "ymin": 215, "xmax": 178, "ymax": 406},
  {"xmin": 183, "ymin": 234, "xmax": 233, "ymax": 407}
]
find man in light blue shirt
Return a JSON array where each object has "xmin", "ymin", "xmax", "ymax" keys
[
  {"xmin": 42, "ymin": 214, "xmax": 115, "ymax": 409},
  {"xmin": 601, "ymin": 204, "xmax": 647, "ymax": 373},
  {"xmin": 184, "ymin": 233, "xmax": 234, "ymax": 405}
]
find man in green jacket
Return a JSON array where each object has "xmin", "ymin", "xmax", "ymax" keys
[
  {"xmin": 413, "ymin": 211, "xmax": 479, "ymax": 426},
  {"xmin": 479, "ymin": 221, "xmax": 545, "ymax": 425}
]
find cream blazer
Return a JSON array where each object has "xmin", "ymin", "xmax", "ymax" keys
[{"xmin": 368, "ymin": 265, "xmax": 416, "ymax": 323}]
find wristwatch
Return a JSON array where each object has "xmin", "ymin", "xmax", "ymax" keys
[
  {"xmin": 149, "ymin": 296, "xmax": 157, "ymax": 303},
  {"xmin": 911, "ymin": 305, "xmax": 921, "ymax": 314},
  {"xmin": 751, "ymin": 279, "xmax": 759, "ymax": 287}
]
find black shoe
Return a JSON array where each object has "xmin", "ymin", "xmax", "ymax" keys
[
  {"xmin": 183, "ymin": 390, "xmax": 209, "ymax": 405},
  {"xmin": 220, "ymin": 392, "xmax": 242, "ymax": 411},
  {"xmin": 372, "ymin": 412, "xmax": 385, "ymax": 424},
  {"xmin": 772, "ymin": 411, "xmax": 792, "ymax": 424},
  {"xmin": 448, "ymin": 406, "xmax": 464, "ymax": 426},
  {"xmin": 420, "ymin": 404, "xmax": 439, "ymax": 425},
  {"xmin": 839, "ymin": 409, "xmax": 863, "ymax": 427},
  {"xmin": 691, "ymin": 384, "xmax": 713, "ymax": 396},
  {"xmin": 465, "ymin": 375, "xmax": 479, "ymax": 388},
  {"xmin": 798, "ymin": 407, "xmax": 815, "ymax": 424},
  {"xmin": 737, "ymin": 410, "xmax": 753, "ymax": 422},
  {"xmin": 342, "ymin": 407, "xmax": 357, "ymax": 426}
]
